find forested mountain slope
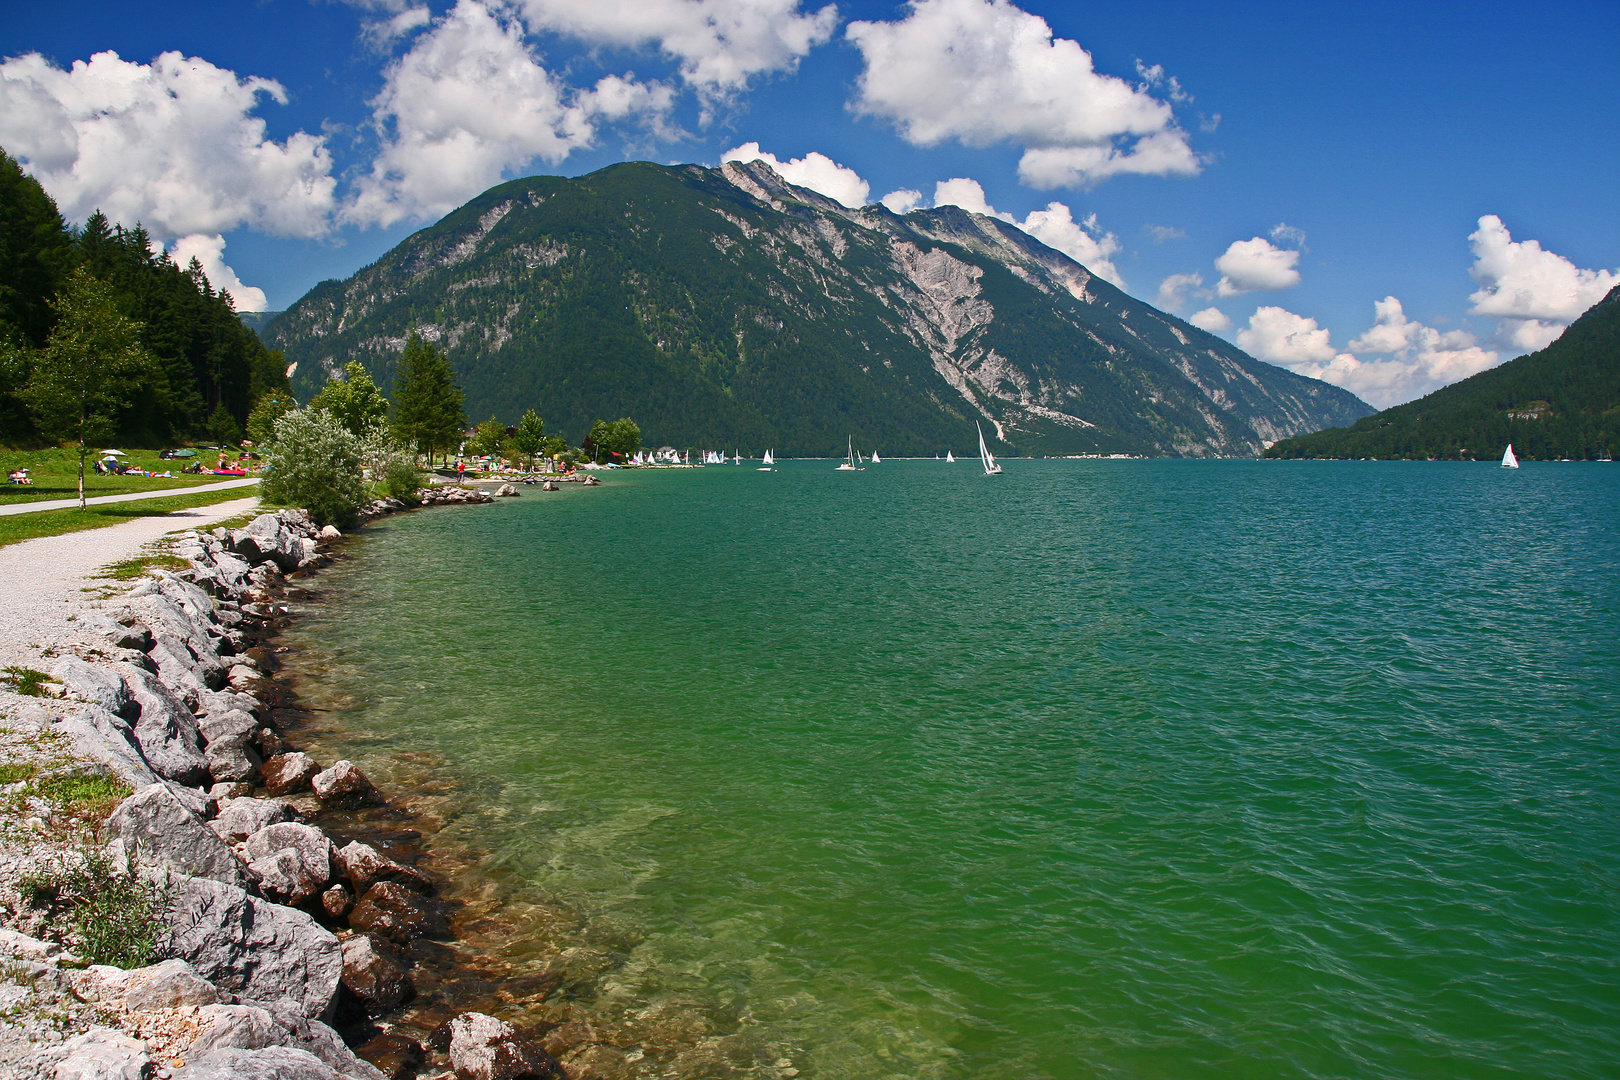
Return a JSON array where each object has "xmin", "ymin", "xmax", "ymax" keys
[
  {"xmin": 1266, "ymin": 285, "xmax": 1620, "ymax": 460},
  {"xmin": 265, "ymin": 160, "xmax": 1370, "ymax": 456}
]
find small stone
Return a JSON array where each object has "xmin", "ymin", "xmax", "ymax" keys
[
  {"xmin": 310, "ymin": 760, "xmax": 383, "ymax": 809},
  {"xmin": 340, "ymin": 933, "xmax": 412, "ymax": 1009},
  {"xmin": 319, "ymin": 525, "xmax": 342, "ymax": 540},
  {"xmin": 209, "ymin": 781, "xmax": 255, "ymax": 800},
  {"xmin": 334, "ymin": 841, "xmax": 432, "ymax": 894},
  {"xmin": 262, "ymin": 752, "xmax": 320, "ymax": 796},
  {"xmin": 348, "ymin": 881, "xmax": 448, "ymax": 944},
  {"xmin": 430, "ymin": 1012, "xmax": 564, "ymax": 1080},
  {"xmin": 354, "ymin": 1033, "xmax": 424, "ymax": 1080},
  {"xmin": 321, "ymin": 883, "xmax": 352, "ymax": 919}
]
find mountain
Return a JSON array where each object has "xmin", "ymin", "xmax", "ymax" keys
[
  {"xmin": 238, "ymin": 310, "xmax": 283, "ymax": 338},
  {"xmin": 263, "ymin": 160, "xmax": 1370, "ymax": 456},
  {"xmin": 1265, "ymin": 285, "xmax": 1620, "ymax": 461}
]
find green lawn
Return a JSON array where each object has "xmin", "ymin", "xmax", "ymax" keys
[
  {"xmin": 1, "ymin": 446, "xmax": 249, "ymax": 506},
  {"xmin": 0, "ymin": 486, "xmax": 260, "ymax": 548}
]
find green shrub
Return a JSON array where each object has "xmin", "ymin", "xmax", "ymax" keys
[
  {"xmin": 260, "ymin": 407, "xmax": 367, "ymax": 528},
  {"xmin": 1, "ymin": 666, "xmax": 55, "ymax": 697},
  {"xmin": 362, "ymin": 427, "xmax": 423, "ymax": 503},
  {"xmin": 60, "ymin": 847, "xmax": 166, "ymax": 967},
  {"xmin": 20, "ymin": 846, "xmax": 166, "ymax": 968}
]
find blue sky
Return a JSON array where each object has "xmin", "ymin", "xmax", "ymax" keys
[{"xmin": 1, "ymin": 0, "xmax": 1615, "ymax": 406}]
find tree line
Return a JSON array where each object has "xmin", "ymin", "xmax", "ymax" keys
[
  {"xmin": 0, "ymin": 147, "xmax": 290, "ymax": 452},
  {"xmin": 1265, "ymin": 284, "xmax": 1619, "ymax": 461}
]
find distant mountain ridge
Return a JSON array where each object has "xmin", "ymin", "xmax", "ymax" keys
[
  {"xmin": 1266, "ymin": 285, "xmax": 1620, "ymax": 461},
  {"xmin": 263, "ymin": 160, "xmax": 1370, "ymax": 456}
]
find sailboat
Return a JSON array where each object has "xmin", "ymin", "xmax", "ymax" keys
[
  {"xmin": 734, "ymin": 450, "xmax": 741, "ymax": 464},
  {"xmin": 1501, "ymin": 444, "xmax": 1520, "ymax": 469},
  {"xmin": 977, "ymin": 422, "xmax": 1003, "ymax": 476},
  {"xmin": 758, "ymin": 449, "xmax": 775, "ymax": 471},
  {"xmin": 871, "ymin": 450, "xmax": 881, "ymax": 463},
  {"xmin": 945, "ymin": 450, "xmax": 955, "ymax": 463},
  {"xmin": 836, "ymin": 437, "xmax": 859, "ymax": 470}
]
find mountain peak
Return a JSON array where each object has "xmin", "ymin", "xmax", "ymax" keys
[{"xmin": 264, "ymin": 161, "xmax": 1370, "ymax": 455}]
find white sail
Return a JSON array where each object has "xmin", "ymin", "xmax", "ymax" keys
[
  {"xmin": 977, "ymin": 422, "xmax": 1003, "ymax": 475},
  {"xmin": 763, "ymin": 450, "xmax": 774, "ymax": 465},
  {"xmin": 871, "ymin": 450, "xmax": 881, "ymax": 463},
  {"xmin": 1501, "ymin": 444, "xmax": 1520, "ymax": 469},
  {"xmin": 945, "ymin": 450, "xmax": 955, "ymax": 463},
  {"xmin": 836, "ymin": 436, "xmax": 858, "ymax": 470}
]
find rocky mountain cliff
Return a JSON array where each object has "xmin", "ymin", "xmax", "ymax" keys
[{"xmin": 264, "ymin": 160, "xmax": 1371, "ymax": 456}]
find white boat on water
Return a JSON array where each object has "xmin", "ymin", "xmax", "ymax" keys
[
  {"xmin": 1501, "ymin": 444, "xmax": 1520, "ymax": 469},
  {"xmin": 978, "ymin": 422, "xmax": 1003, "ymax": 476},
  {"xmin": 945, "ymin": 450, "xmax": 955, "ymax": 463},
  {"xmin": 836, "ymin": 437, "xmax": 859, "ymax": 470},
  {"xmin": 871, "ymin": 450, "xmax": 881, "ymax": 463},
  {"xmin": 758, "ymin": 449, "xmax": 775, "ymax": 471}
]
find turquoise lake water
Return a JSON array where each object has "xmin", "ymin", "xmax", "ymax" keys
[{"xmin": 282, "ymin": 460, "xmax": 1619, "ymax": 1079}]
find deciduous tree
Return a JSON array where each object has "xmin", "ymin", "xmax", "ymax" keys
[
  {"xmin": 22, "ymin": 267, "xmax": 152, "ymax": 506},
  {"xmin": 310, "ymin": 361, "xmax": 390, "ymax": 436}
]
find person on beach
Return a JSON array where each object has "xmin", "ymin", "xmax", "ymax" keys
[{"xmin": 456, "ymin": 458, "xmax": 465, "ymax": 483}]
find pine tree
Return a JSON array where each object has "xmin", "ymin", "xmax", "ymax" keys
[{"xmin": 391, "ymin": 332, "xmax": 465, "ymax": 463}]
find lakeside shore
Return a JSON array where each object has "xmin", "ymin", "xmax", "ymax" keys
[{"xmin": 0, "ymin": 485, "xmax": 613, "ymax": 1079}]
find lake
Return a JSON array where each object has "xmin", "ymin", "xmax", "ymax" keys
[{"xmin": 281, "ymin": 459, "xmax": 1620, "ymax": 1079}]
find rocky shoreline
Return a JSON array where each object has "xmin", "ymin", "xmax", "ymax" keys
[{"xmin": 0, "ymin": 489, "xmax": 582, "ymax": 1080}]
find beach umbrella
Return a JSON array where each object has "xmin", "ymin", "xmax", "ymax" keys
[
  {"xmin": 100, "ymin": 449, "xmax": 127, "ymax": 456},
  {"xmin": 171, "ymin": 448, "xmax": 198, "ymax": 458}
]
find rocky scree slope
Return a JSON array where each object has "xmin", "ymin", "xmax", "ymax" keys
[{"xmin": 266, "ymin": 160, "xmax": 1370, "ymax": 457}]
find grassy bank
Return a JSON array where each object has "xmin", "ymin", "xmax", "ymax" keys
[
  {"xmin": 1, "ymin": 447, "xmax": 248, "ymax": 506},
  {"xmin": 0, "ymin": 487, "xmax": 261, "ymax": 548}
]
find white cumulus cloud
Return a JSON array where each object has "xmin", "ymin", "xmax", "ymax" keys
[
  {"xmin": 1215, "ymin": 236, "xmax": 1301, "ymax": 296},
  {"xmin": 880, "ymin": 188, "xmax": 923, "ymax": 214},
  {"xmin": 846, "ymin": 0, "xmax": 1198, "ymax": 189},
  {"xmin": 519, "ymin": 0, "xmax": 837, "ymax": 94},
  {"xmin": 346, "ymin": 1, "xmax": 671, "ymax": 228},
  {"xmin": 1238, "ymin": 305, "xmax": 1338, "ymax": 366},
  {"xmin": 1239, "ymin": 299, "xmax": 1501, "ymax": 409},
  {"xmin": 0, "ymin": 50, "xmax": 337, "ymax": 238},
  {"xmin": 1467, "ymin": 214, "xmax": 1620, "ymax": 353},
  {"xmin": 1156, "ymin": 272, "xmax": 1203, "ymax": 312},
  {"xmin": 931, "ymin": 177, "xmax": 1124, "ymax": 288},
  {"xmin": 163, "ymin": 234, "xmax": 268, "ymax": 312},
  {"xmin": 722, "ymin": 142, "xmax": 870, "ymax": 208},
  {"xmin": 1188, "ymin": 307, "xmax": 1230, "ymax": 332}
]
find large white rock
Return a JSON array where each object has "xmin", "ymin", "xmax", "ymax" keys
[
  {"xmin": 54, "ymin": 1027, "xmax": 151, "ymax": 1080},
  {"xmin": 52, "ymin": 657, "xmax": 136, "ymax": 720},
  {"xmin": 244, "ymin": 822, "xmax": 334, "ymax": 905},
  {"xmin": 73, "ymin": 959, "xmax": 219, "ymax": 1011},
  {"xmin": 171, "ymin": 1045, "xmax": 344, "ymax": 1080},
  {"xmin": 52, "ymin": 705, "xmax": 158, "ymax": 788},
  {"xmin": 117, "ymin": 663, "xmax": 210, "ymax": 785},
  {"xmin": 105, "ymin": 784, "xmax": 249, "ymax": 888},
  {"xmin": 186, "ymin": 1004, "xmax": 386, "ymax": 1080},
  {"xmin": 164, "ymin": 876, "xmax": 343, "ymax": 1019},
  {"xmin": 209, "ymin": 797, "xmax": 296, "ymax": 845}
]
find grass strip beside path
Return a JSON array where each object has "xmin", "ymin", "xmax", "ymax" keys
[
  {"xmin": 1, "ymin": 447, "xmax": 249, "ymax": 505},
  {"xmin": 0, "ymin": 486, "xmax": 260, "ymax": 548}
]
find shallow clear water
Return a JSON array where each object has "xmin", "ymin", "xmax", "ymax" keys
[{"xmin": 283, "ymin": 460, "xmax": 1620, "ymax": 1079}]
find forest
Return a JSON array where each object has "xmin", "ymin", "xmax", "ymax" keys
[
  {"xmin": 1265, "ymin": 286, "xmax": 1619, "ymax": 461},
  {"xmin": 0, "ymin": 147, "xmax": 290, "ymax": 449}
]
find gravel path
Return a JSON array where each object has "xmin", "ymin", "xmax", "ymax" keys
[
  {"xmin": 0, "ymin": 495, "xmax": 261, "ymax": 670},
  {"xmin": 0, "ymin": 477, "xmax": 259, "ymax": 516}
]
